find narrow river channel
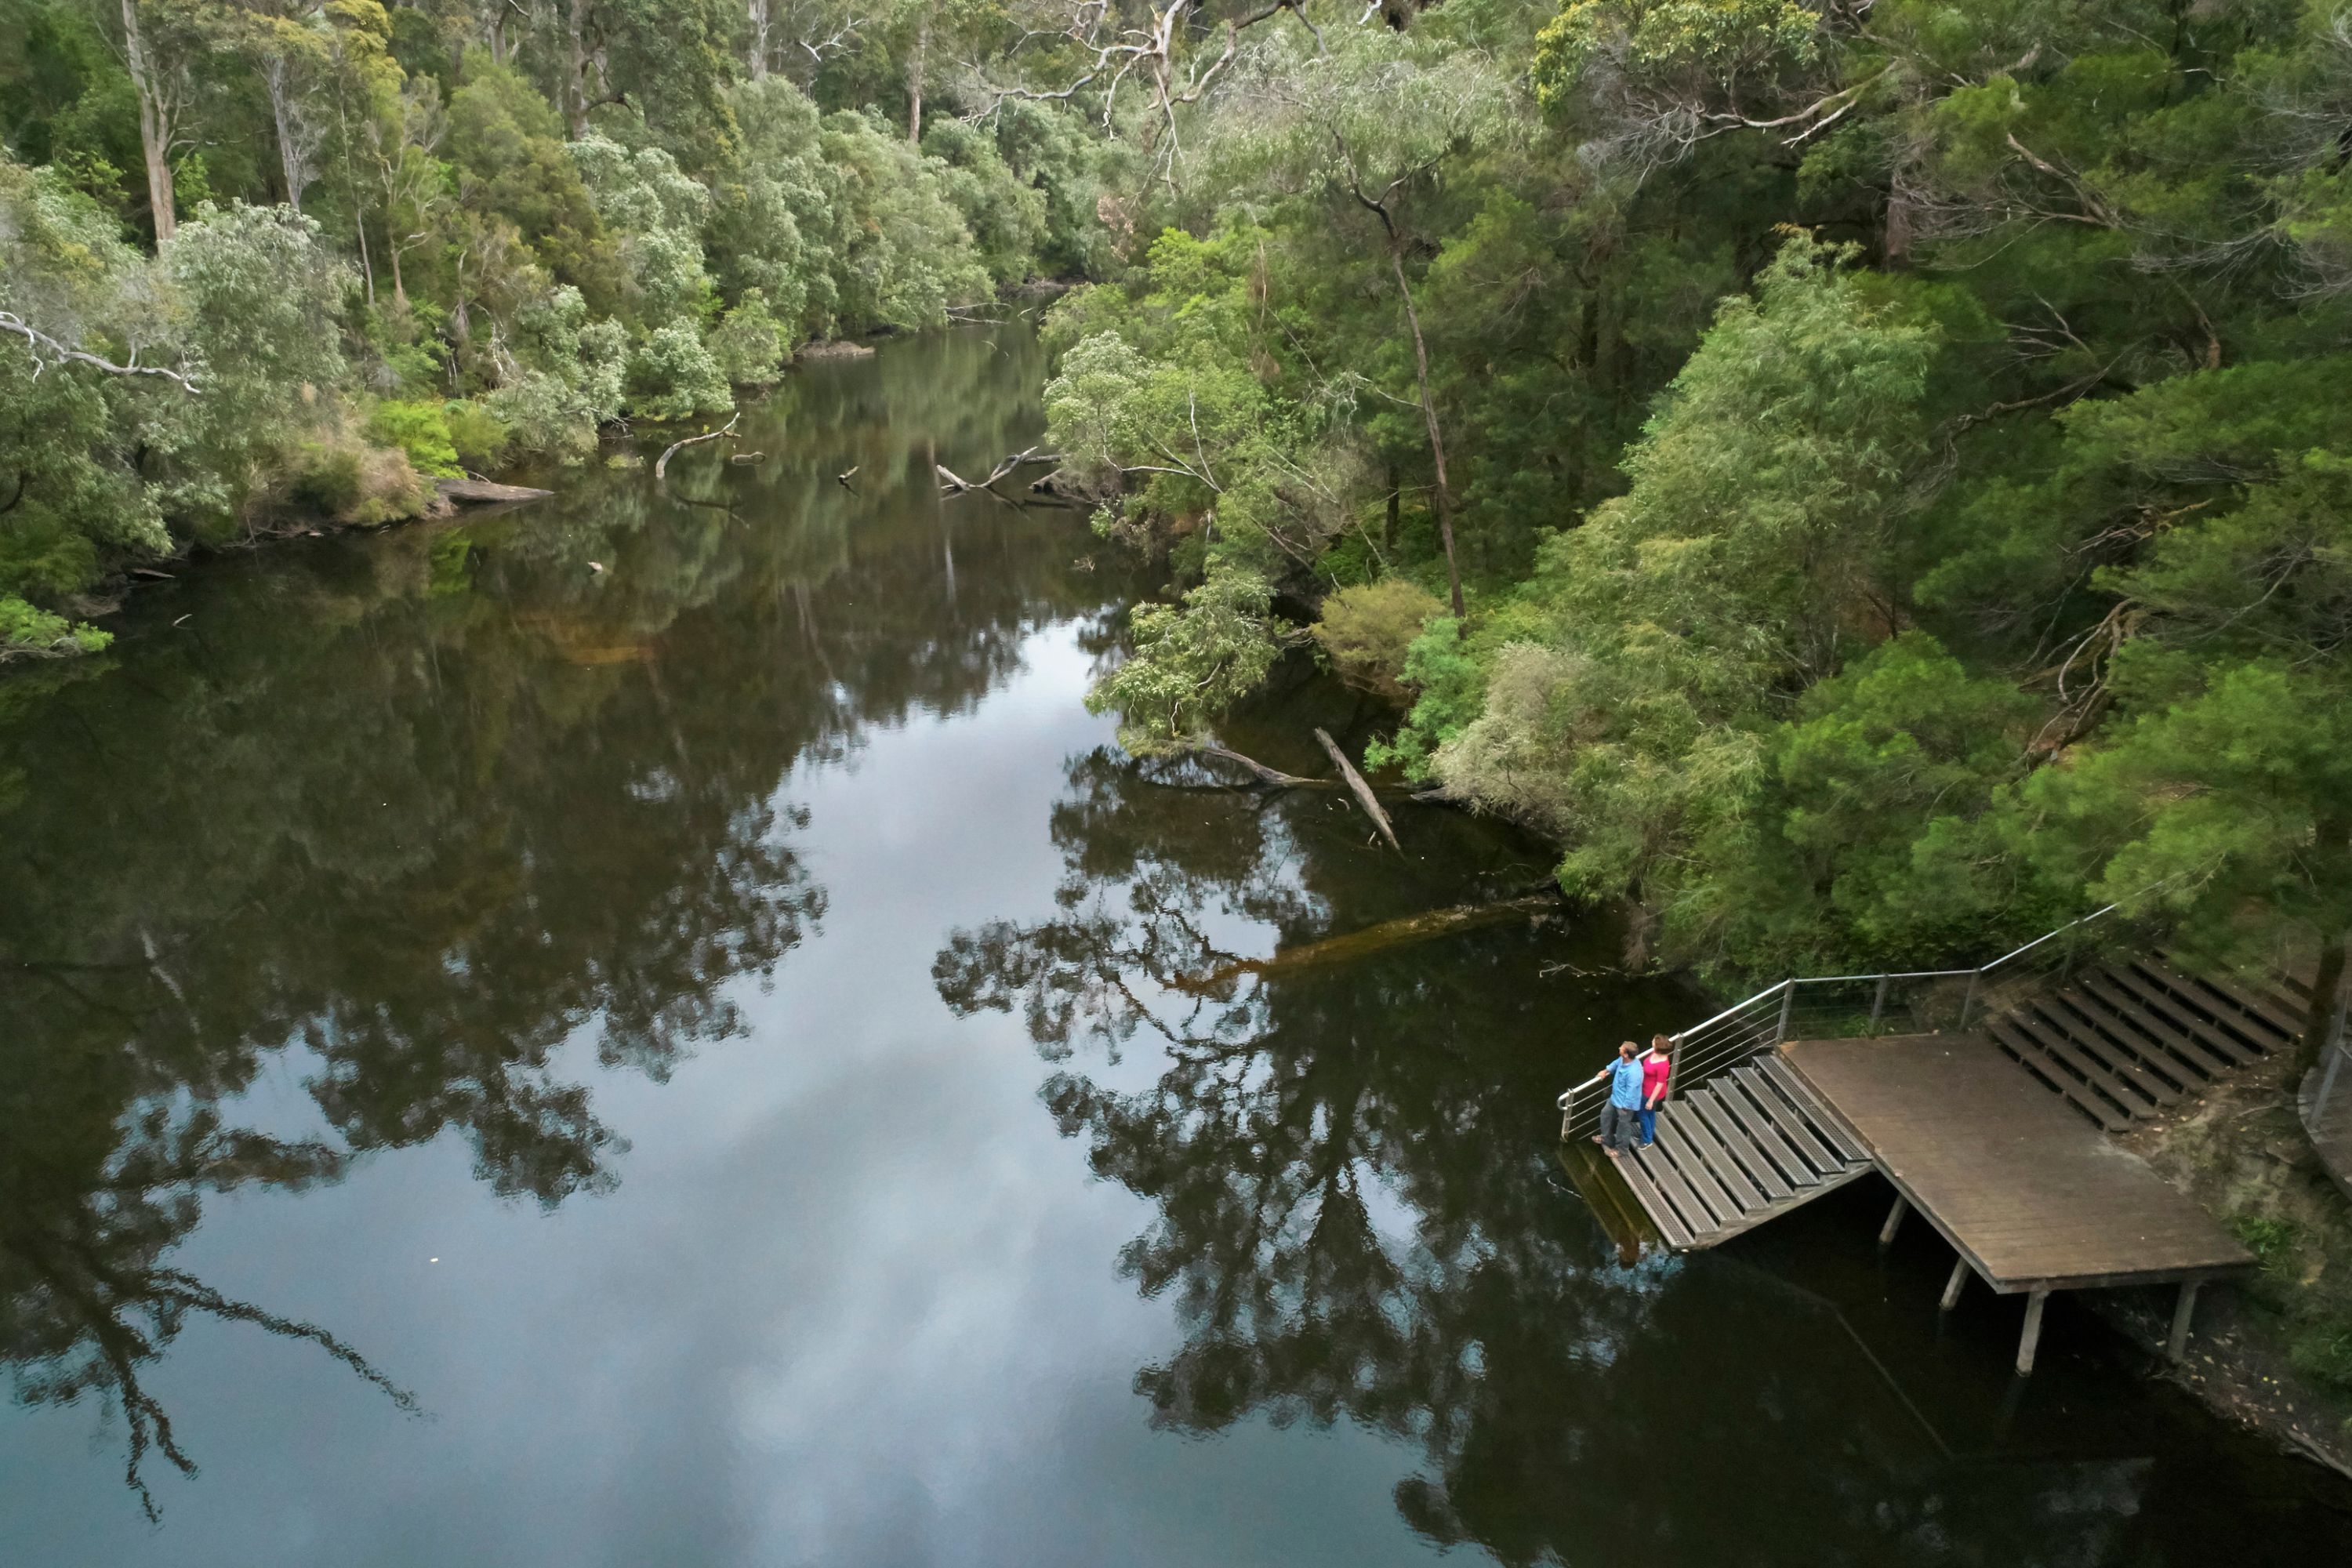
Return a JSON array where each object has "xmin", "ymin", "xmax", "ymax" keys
[{"xmin": 3, "ymin": 325, "xmax": 2348, "ymax": 1565}]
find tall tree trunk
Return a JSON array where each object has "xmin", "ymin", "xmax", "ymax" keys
[
  {"xmin": 565, "ymin": 0, "xmax": 591, "ymax": 138},
  {"xmin": 747, "ymin": 0, "xmax": 769, "ymax": 79},
  {"xmin": 2303, "ymin": 926, "xmax": 2352, "ymax": 1077},
  {"xmin": 907, "ymin": 13, "xmax": 928, "ymax": 143},
  {"xmin": 264, "ymin": 60, "xmax": 306, "ymax": 215},
  {"xmin": 121, "ymin": 0, "xmax": 176, "ymax": 245},
  {"xmin": 357, "ymin": 205, "xmax": 378, "ymax": 306},
  {"xmin": 2302, "ymin": 816, "xmax": 2352, "ymax": 1076},
  {"xmin": 1388, "ymin": 241, "xmax": 1463, "ymax": 618}
]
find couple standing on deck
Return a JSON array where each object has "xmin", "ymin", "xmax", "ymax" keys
[{"xmin": 1588, "ymin": 1036, "xmax": 1672, "ymax": 1158}]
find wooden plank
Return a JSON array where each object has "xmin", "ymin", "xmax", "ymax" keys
[
  {"xmin": 1653, "ymin": 1120, "xmax": 1748, "ymax": 1224},
  {"xmin": 2035, "ymin": 993, "xmax": 2193, "ymax": 1098},
  {"xmin": 1611, "ymin": 1156, "xmax": 1696, "ymax": 1250},
  {"xmin": 1627, "ymin": 1140, "xmax": 1715, "ymax": 1237},
  {"xmin": 1984, "ymin": 1020, "xmax": 2136, "ymax": 1133},
  {"xmin": 2090, "ymin": 966, "xmax": 2263, "ymax": 1069},
  {"xmin": 1754, "ymin": 1056, "xmax": 1869, "ymax": 1164},
  {"xmin": 1686, "ymin": 1092, "xmax": 1795, "ymax": 1203},
  {"xmin": 2154, "ymin": 952, "xmax": 2307, "ymax": 1045},
  {"xmin": 1670, "ymin": 1104, "xmax": 1770, "ymax": 1210},
  {"xmin": 1706, "ymin": 1081, "xmax": 1825, "ymax": 1189},
  {"xmin": 1780, "ymin": 1034, "xmax": 2254, "ymax": 1292},
  {"xmin": 2005, "ymin": 1010, "xmax": 2172, "ymax": 1112},
  {"xmin": 1723, "ymin": 1069, "xmax": 1843, "ymax": 1178},
  {"xmin": 2133, "ymin": 958, "xmax": 2297, "ymax": 1051},
  {"xmin": 2071, "ymin": 971, "xmax": 2233, "ymax": 1082}
]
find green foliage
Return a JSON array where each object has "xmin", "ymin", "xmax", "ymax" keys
[
  {"xmin": 710, "ymin": 288, "xmax": 787, "ymax": 386},
  {"xmin": 1412, "ymin": 238, "xmax": 1935, "ymax": 927},
  {"xmin": 1311, "ymin": 579, "xmax": 1446, "ymax": 698},
  {"xmin": 365, "ymin": 399, "xmax": 463, "ymax": 477},
  {"xmin": 627, "ymin": 322, "xmax": 732, "ymax": 421},
  {"xmin": 1086, "ymin": 569, "xmax": 1287, "ymax": 754},
  {"xmin": 0, "ymin": 595, "xmax": 111, "ymax": 658}
]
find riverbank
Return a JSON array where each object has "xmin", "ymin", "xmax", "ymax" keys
[{"xmin": 2102, "ymin": 1054, "xmax": 2352, "ymax": 1477}]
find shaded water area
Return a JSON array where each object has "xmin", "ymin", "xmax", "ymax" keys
[{"xmin": 4, "ymin": 325, "xmax": 2350, "ymax": 1565}]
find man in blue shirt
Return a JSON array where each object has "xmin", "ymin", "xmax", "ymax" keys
[{"xmin": 1584, "ymin": 1041, "xmax": 1647, "ymax": 1158}]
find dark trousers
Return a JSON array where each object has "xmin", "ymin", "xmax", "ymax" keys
[{"xmin": 1599, "ymin": 1102, "xmax": 1639, "ymax": 1152}]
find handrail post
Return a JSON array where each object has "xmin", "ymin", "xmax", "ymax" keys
[
  {"xmin": 1958, "ymin": 969, "xmax": 1980, "ymax": 1030},
  {"xmin": 1868, "ymin": 975, "xmax": 1890, "ymax": 1029},
  {"xmin": 1773, "ymin": 981, "xmax": 1795, "ymax": 1046}
]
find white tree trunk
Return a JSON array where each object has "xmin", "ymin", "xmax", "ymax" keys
[{"xmin": 121, "ymin": 0, "xmax": 176, "ymax": 243}]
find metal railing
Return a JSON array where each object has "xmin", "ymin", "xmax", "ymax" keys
[{"xmin": 1558, "ymin": 906, "xmax": 2119, "ymax": 1142}]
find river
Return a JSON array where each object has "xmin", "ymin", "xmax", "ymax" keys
[{"xmin": 2, "ymin": 325, "xmax": 2347, "ymax": 1565}]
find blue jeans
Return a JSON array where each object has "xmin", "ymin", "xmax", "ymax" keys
[{"xmin": 1638, "ymin": 1105, "xmax": 1658, "ymax": 1145}]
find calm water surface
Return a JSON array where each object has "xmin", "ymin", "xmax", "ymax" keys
[{"xmin": 3, "ymin": 327, "xmax": 2349, "ymax": 1566}]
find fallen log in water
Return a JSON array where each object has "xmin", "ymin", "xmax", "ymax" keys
[
  {"xmin": 655, "ymin": 413, "xmax": 739, "ymax": 480},
  {"xmin": 1168, "ymin": 895, "xmax": 1559, "ymax": 995},
  {"xmin": 1316, "ymin": 727, "xmax": 1402, "ymax": 852},
  {"xmin": 437, "ymin": 477, "xmax": 554, "ymax": 505}
]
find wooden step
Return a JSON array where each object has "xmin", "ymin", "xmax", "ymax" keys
[
  {"xmin": 2035, "ymin": 989, "xmax": 2192, "ymax": 1099},
  {"xmin": 2009, "ymin": 1007, "xmax": 2176, "ymax": 1112},
  {"xmin": 1705, "ymin": 1078, "xmax": 1827, "ymax": 1190},
  {"xmin": 1683, "ymin": 1091, "xmax": 1795, "ymax": 1203},
  {"xmin": 2090, "ymin": 964, "xmax": 2265, "ymax": 1068},
  {"xmin": 2132, "ymin": 958, "xmax": 2297, "ymax": 1052},
  {"xmin": 1722, "ymin": 1068, "xmax": 1845, "ymax": 1178},
  {"xmin": 2073, "ymin": 970, "xmax": 2238, "ymax": 1081},
  {"xmin": 1754, "ymin": 1056, "xmax": 1870, "ymax": 1163},
  {"xmin": 2157, "ymin": 951, "xmax": 2310, "ymax": 1044},
  {"xmin": 1668, "ymin": 1102, "xmax": 1771, "ymax": 1211},
  {"xmin": 1987, "ymin": 1020, "xmax": 2136, "ymax": 1132}
]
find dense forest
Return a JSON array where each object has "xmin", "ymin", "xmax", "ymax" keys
[{"xmin": 6, "ymin": 0, "xmax": 2352, "ymax": 1013}]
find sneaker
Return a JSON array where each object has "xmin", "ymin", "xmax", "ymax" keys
[{"xmin": 1639, "ymin": 1139, "xmax": 1655, "ymax": 1148}]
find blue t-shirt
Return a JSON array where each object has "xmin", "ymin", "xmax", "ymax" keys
[{"xmin": 1608, "ymin": 1057, "xmax": 1646, "ymax": 1110}]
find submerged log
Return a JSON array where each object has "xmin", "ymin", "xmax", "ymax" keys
[
  {"xmin": 437, "ymin": 477, "xmax": 553, "ymax": 505},
  {"xmin": 1316, "ymin": 727, "xmax": 1401, "ymax": 852},
  {"xmin": 1169, "ymin": 895, "xmax": 1559, "ymax": 995}
]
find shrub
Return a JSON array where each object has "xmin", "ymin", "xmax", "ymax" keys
[
  {"xmin": 442, "ymin": 399, "xmax": 512, "ymax": 472},
  {"xmin": 365, "ymin": 401, "xmax": 464, "ymax": 477},
  {"xmin": 285, "ymin": 439, "xmax": 427, "ymax": 526},
  {"xmin": 1311, "ymin": 579, "xmax": 1446, "ymax": 699},
  {"xmin": 0, "ymin": 595, "xmax": 110, "ymax": 657}
]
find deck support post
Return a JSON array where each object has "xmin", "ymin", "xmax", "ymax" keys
[
  {"xmin": 1940, "ymin": 1258, "xmax": 1970, "ymax": 1312},
  {"xmin": 2166, "ymin": 1280, "xmax": 2202, "ymax": 1363},
  {"xmin": 2016, "ymin": 1288, "xmax": 2050, "ymax": 1376},
  {"xmin": 1878, "ymin": 1194, "xmax": 1908, "ymax": 1248}
]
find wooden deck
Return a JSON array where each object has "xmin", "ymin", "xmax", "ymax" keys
[{"xmin": 1782, "ymin": 1034, "xmax": 2252, "ymax": 1293}]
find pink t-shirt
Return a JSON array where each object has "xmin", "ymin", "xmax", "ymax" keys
[{"xmin": 1642, "ymin": 1054, "xmax": 1672, "ymax": 1101}]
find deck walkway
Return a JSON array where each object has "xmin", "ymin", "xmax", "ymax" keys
[{"xmin": 1781, "ymin": 1034, "xmax": 2252, "ymax": 1294}]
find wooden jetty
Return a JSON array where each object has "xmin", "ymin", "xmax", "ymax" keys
[{"xmin": 1560, "ymin": 938, "xmax": 2291, "ymax": 1374}]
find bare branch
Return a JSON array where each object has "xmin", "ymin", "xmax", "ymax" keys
[{"xmin": 0, "ymin": 312, "xmax": 198, "ymax": 391}]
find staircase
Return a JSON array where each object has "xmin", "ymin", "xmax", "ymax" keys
[
  {"xmin": 1603, "ymin": 1057, "xmax": 1875, "ymax": 1250},
  {"xmin": 1981, "ymin": 955, "xmax": 2300, "ymax": 1132}
]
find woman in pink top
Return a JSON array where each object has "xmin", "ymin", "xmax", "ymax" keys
[{"xmin": 1638, "ymin": 1036, "xmax": 1673, "ymax": 1148}]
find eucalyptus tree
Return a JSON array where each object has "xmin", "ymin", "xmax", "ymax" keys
[{"xmin": 1192, "ymin": 27, "xmax": 1520, "ymax": 617}]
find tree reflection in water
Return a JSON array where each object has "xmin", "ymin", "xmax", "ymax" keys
[
  {"xmin": 938, "ymin": 739, "xmax": 2223, "ymax": 1566},
  {"xmin": 0, "ymin": 324, "xmax": 1117, "ymax": 1515}
]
